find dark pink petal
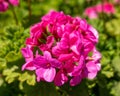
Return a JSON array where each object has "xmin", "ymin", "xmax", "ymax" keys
[
  {"xmin": 83, "ymin": 40, "xmax": 94, "ymax": 56},
  {"xmin": 58, "ymin": 53, "xmax": 73, "ymax": 62},
  {"xmin": 69, "ymin": 31, "xmax": 82, "ymax": 55},
  {"xmin": 52, "ymin": 43, "xmax": 68, "ymax": 57},
  {"xmin": 79, "ymin": 19, "xmax": 88, "ymax": 31},
  {"xmin": 87, "ymin": 25, "xmax": 99, "ymax": 42},
  {"xmin": 46, "ymin": 35, "xmax": 54, "ymax": 48},
  {"xmin": 60, "ymin": 32, "xmax": 69, "ymax": 49},
  {"xmin": 30, "ymin": 23, "xmax": 43, "ymax": 37},
  {"xmin": 64, "ymin": 60, "xmax": 74, "ymax": 73},
  {"xmin": 33, "ymin": 56, "xmax": 48, "ymax": 68},
  {"xmin": 72, "ymin": 53, "xmax": 85, "ymax": 76},
  {"xmin": 25, "ymin": 38, "xmax": 35, "ymax": 45},
  {"xmin": 54, "ymin": 70, "xmax": 68, "ymax": 86},
  {"xmin": 39, "ymin": 36, "xmax": 54, "ymax": 52},
  {"xmin": 43, "ymin": 67, "xmax": 56, "ymax": 82},
  {"xmin": 21, "ymin": 45, "xmax": 33, "ymax": 62},
  {"xmin": 50, "ymin": 59, "xmax": 62, "ymax": 68},
  {"xmin": 70, "ymin": 75, "xmax": 82, "ymax": 86},
  {"xmin": 0, "ymin": 1, "xmax": 8, "ymax": 12},
  {"xmin": 57, "ymin": 25, "xmax": 65, "ymax": 37},
  {"xmin": 22, "ymin": 61, "xmax": 36, "ymax": 71}
]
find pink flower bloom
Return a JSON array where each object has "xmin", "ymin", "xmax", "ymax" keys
[
  {"xmin": 0, "ymin": 0, "xmax": 19, "ymax": 12},
  {"xmin": 54, "ymin": 60, "xmax": 74, "ymax": 86},
  {"xmin": 21, "ymin": 45, "xmax": 33, "ymax": 62},
  {"xmin": 54, "ymin": 69, "xmax": 68, "ymax": 86},
  {"xmin": 70, "ymin": 75, "xmax": 83, "ymax": 86},
  {"xmin": 70, "ymin": 55, "xmax": 87, "ymax": 86},
  {"xmin": 85, "ymin": 48, "xmax": 101, "ymax": 79},
  {"xmin": 21, "ymin": 45, "xmax": 36, "ymax": 71},
  {"xmin": 9, "ymin": 0, "xmax": 19, "ymax": 6},
  {"xmin": 0, "ymin": 1, "xmax": 8, "ymax": 12},
  {"xmin": 33, "ymin": 51, "xmax": 62, "ymax": 82},
  {"xmin": 85, "ymin": 61, "xmax": 99, "ymax": 79},
  {"xmin": 84, "ymin": 2, "xmax": 115, "ymax": 19},
  {"xmin": 21, "ymin": 11, "xmax": 101, "ymax": 86},
  {"xmin": 26, "ymin": 22, "xmax": 45, "ymax": 46},
  {"xmin": 114, "ymin": 0, "xmax": 120, "ymax": 3},
  {"xmin": 84, "ymin": 6, "xmax": 98, "ymax": 19},
  {"xmin": 39, "ymin": 35, "xmax": 54, "ymax": 52},
  {"xmin": 96, "ymin": 3, "xmax": 115, "ymax": 14}
]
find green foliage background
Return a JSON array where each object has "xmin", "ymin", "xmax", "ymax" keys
[{"xmin": 0, "ymin": 0, "xmax": 120, "ymax": 96}]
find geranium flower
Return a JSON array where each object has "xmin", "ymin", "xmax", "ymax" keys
[
  {"xmin": 84, "ymin": 2, "xmax": 115, "ymax": 19},
  {"xmin": 21, "ymin": 10, "xmax": 101, "ymax": 86},
  {"xmin": 21, "ymin": 45, "xmax": 36, "ymax": 71},
  {"xmin": 0, "ymin": 0, "xmax": 19, "ymax": 12},
  {"xmin": 33, "ymin": 51, "xmax": 62, "ymax": 82},
  {"xmin": 0, "ymin": 1, "xmax": 8, "ymax": 12}
]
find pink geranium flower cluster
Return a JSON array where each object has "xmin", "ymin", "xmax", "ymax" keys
[
  {"xmin": 21, "ymin": 11, "xmax": 101, "ymax": 86},
  {"xmin": 84, "ymin": 2, "xmax": 115, "ymax": 19},
  {"xmin": 0, "ymin": 0, "xmax": 19, "ymax": 12}
]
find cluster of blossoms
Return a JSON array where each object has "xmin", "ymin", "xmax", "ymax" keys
[
  {"xmin": 0, "ymin": 0, "xmax": 19, "ymax": 12},
  {"xmin": 21, "ymin": 11, "xmax": 101, "ymax": 86},
  {"xmin": 114, "ymin": 0, "xmax": 120, "ymax": 4},
  {"xmin": 84, "ymin": 2, "xmax": 115, "ymax": 19}
]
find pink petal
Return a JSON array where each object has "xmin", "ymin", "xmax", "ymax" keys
[
  {"xmin": 87, "ymin": 72, "xmax": 97, "ymax": 79},
  {"xmin": 22, "ymin": 61, "xmax": 36, "ymax": 71},
  {"xmin": 44, "ymin": 51, "xmax": 52, "ymax": 60},
  {"xmin": 21, "ymin": 45, "xmax": 33, "ymax": 62},
  {"xmin": 43, "ymin": 67, "xmax": 56, "ymax": 82},
  {"xmin": 69, "ymin": 31, "xmax": 82, "ymax": 55},
  {"xmin": 60, "ymin": 32, "xmax": 69, "ymax": 49},
  {"xmin": 36, "ymin": 68, "xmax": 46, "ymax": 82},
  {"xmin": 33, "ymin": 56, "xmax": 48, "ymax": 68},
  {"xmin": 86, "ymin": 61, "xmax": 98, "ymax": 79},
  {"xmin": 58, "ymin": 53, "xmax": 73, "ymax": 62},
  {"xmin": 46, "ymin": 36, "xmax": 54, "ymax": 48},
  {"xmin": 0, "ymin": 1, "xmax": 9, "ymax": 12},
  {"xmin": 92, "ymin": 48, "xmax": 102, "ymax": 61},
  {"xmin": 54, "ymin": 70, "xmax": 68, "ymax": 86},
  {"xmin": 64, "ymin": 60, "xmax": 74, "ymax": 73},
  {"xmin": 70, "ymin": 45, "xmax": 79, "ymax": 55},
  {"xmin": 50, "ymin": 59, "xmax": 62, "ymax": 68},
  {"xmin": 72, "ymin": 53, "xmax": 85, "ymax": 76},
  {"xmin": 84, "ymin": 7, "xmax": 98, "ymax": 19},
  {"xmin": 96, "ymin": 62, "xmax": 101, "ymax": 71},
  {"xmin": 80, "ymin": 19, "xmax": 88, "ymax": 31},
  {"xmin": 9, "ymin": 0, "xmax": 19, "ymax": 6},
  {"xmin": 87, "ymin": 25, "xmax": 99, "ymax": 42},
  {"xmin": 70, "ymin": 75, "xmax": 82, "ymax": 86}
]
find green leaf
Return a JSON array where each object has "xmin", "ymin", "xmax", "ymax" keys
[
  {"xmin": 26, "ymin": 74, "xmax": 36, "ymax": 86},
  {"xmin": 111, "ymin": 82, "xmax": 120, "ymax": 96},
  {"xmin": 5, "ymin": 51, "xmax": 19, "ymax": 62},
  {"xmin": 112, "ymin": 55, "xmax": 120, "ymax": 76},
  {"xmin": 0, "ymin": 58, "xmax": 6, "ymax": 70}
]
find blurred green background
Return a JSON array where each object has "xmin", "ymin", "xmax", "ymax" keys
[{"xmin": 0, "ymin": 0, "xmax": 120, "ymax": 96}]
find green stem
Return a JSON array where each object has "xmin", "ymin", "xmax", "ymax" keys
[
  {"xmin": 101, "ymin": 0, "xmax": 106, "ymax": 30},
  {"xmin": 11, "ymin": 5, "xmax": 18, "ymax": 25},
  {"xmin": 28, "ymin": 0, "xmax": 32, "ymax": 18}
]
